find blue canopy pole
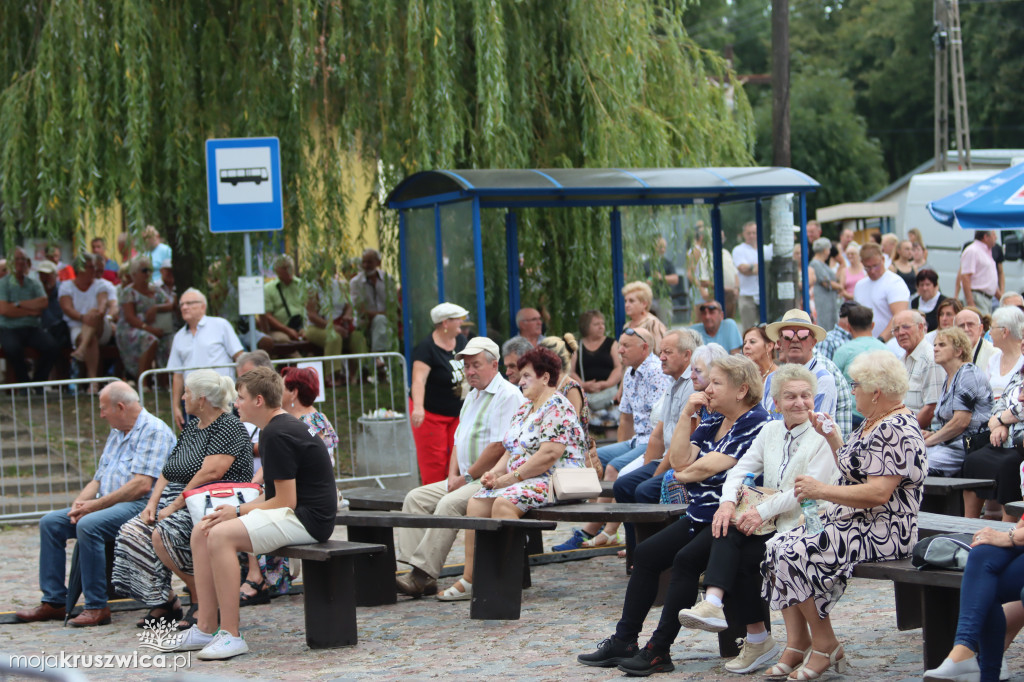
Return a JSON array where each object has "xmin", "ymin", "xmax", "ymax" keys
[
  {"xmin": 710, "ymin": 203, "xmax": 725, "ymax": 308},
  {"xmin": 434, "ymin": 203, "xmax": 446, "ymax": 302},
  {"xmin": 506, "ymin": 210, "xmax": 521, "ymax": 336},
  {"xmin": 755, "ymin": 198, "xmax": 767, "ymax": 324},
  {"xmin": 611, "ymin": 208, "xmax": 626, "ymax": 333},
  {"xmin": 471, "ymin": 197, "xmax": 487, "ymax": 337},
  {"xmin": 399, "ymin": 210, "xmax": 413, "ymax": 382},
  {"xmin": 799, "ymin": 193, "xmax": 810, "ymax": 312}
]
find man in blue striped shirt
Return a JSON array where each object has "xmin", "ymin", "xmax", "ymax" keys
[{"xmin": 762, "ymin": 310, "xmax": 840, "ymax": 433}]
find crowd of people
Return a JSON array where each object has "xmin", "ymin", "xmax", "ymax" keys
[
  {"xmin": 0, "ymin": 233, "xmax": 397, "ymax": 391},
  {"xmin": 8, "ymin": 221, "xmax": 1024, "ymax": 678}
]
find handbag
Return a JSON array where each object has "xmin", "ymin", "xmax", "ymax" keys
[
  {"xmin": 731, "ymin": 483, "xmax": 779, "ymax": 535},
  {"xmin": 963, "ymin": 429, "xmax": 991, "ymax": 455},
  {"xmin": 183, "ymin": 481, "xmax": 263, "ymax": 525},
  {"xmin": 551, "ymin": 467, "xmax": 602, "ymax": 501},
  {"xmin": 911, "ymin": 532, "xmax": 973, "ymax": 571}
]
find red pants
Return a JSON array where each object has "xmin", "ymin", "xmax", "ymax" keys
[{"xmin": 410, "ymin": 400, "xmax": 459, "ymax": 485}]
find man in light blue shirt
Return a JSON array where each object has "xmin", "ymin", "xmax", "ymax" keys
[
  {"xmin": 690, "ymin": 300, "xmax": 742, "ymax": 353},
  {"xmin": 762, "ymin": 309, "xmax": 839, "ymax": 428},
  {"xmin": 142, "ymin": 225, "xmax": 173, "ymax": 285},
  {"xmin": 16, "ymin": 382, "xmax": 175, "ymax": 627}
]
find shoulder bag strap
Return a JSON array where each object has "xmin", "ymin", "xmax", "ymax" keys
[{"xmin": 277, "ymin": 282, "xmax": 293, "ymax": 318}]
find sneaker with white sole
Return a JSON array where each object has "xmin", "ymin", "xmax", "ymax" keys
[
  {"xmin": 196, "ymin": 630, "xmax": 249, "ymax": 660},
  {"xmin": 724, "ymin": 635, "xmax": 780, "ymax": 674},
  {"xmin": 678, "ymin": 599, "xmax": 728, "ymax": 632},
  {"xmin": 175, "ymin": 624, "xmax": 217, "ymax": 651},
  {"xmin": 923, "ymin": 656, "xmax": 980, "ymax": 682}
]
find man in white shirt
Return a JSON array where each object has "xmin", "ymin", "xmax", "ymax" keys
[
  {"xmin": 395, "ymin": 337, "xmax": 526, "ymax": 598},
  {"xmin": 892, "ymin": 310, "xmax": 942, "ymax": 429},
  {"xmin": 59, "ymin": 254, "xmax": 117, "ymax": 390},
  {"xmin": 732, "ymin": 221, "xmax": 772, "ymax": 330},
  {"xmin": 167, "ymin": 288, "xmax": 244, "ymax": 429},
  {"xmin": 853, "ymin": 242, "xmax": 910, "ymax": 341},
  {"xmin": 960, "ymin": 231, "xmax": 999, "ymax": 315}
]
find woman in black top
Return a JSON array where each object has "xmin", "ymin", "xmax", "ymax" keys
[
  {"xmin": 112, "ymin": 369, "xmax": 253, "ymax": 629},
  {"xmin": 409, "ymin": 302, "xmax": 469, "ymax": 485},
  {"xmin": 573, "ymin": 309, "xmax": 623, "ymax": 415}
]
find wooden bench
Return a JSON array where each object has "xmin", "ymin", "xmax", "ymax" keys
[
  {"xmin": 269, "ymin": 540, "xmax": 387, "ymax": 649},
  {"xmin": 335, "ymin": 510, "xmax": 556, "ymax": 620},
  {"xmin": 921, "ymin": 476, "xmax": 996, "ymax": 516},
  {"xmin": 1004, "ymin": 501, "xmax": 1024, "ymax": 518},
  {"xmin": 852, "ymin": 511, "xmax": 1014, "ymax": 669}
]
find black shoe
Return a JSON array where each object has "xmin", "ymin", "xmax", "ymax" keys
[
  {"xmin": 577, "ymin": 636, "xmax": 639, "ymax": 667},
  {"xmin": 616, "ymin": 644, "xmax": 675, "ymax": 676}
]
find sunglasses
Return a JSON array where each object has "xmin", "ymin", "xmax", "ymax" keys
[
  {"xmin": 140, "ymin": 267, "xmax": 153, "ymax": 273},
  {"xmin": 699, "ymin": 304, "xmax": 721, "ymax": 313},
  {"xmin": 780, "ymin": 329, "xmax": 812, "ymax": 342}
]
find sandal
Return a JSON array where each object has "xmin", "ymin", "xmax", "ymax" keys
[
  {"xmin": 239, "ymin": 578, "xmax": 271, "ymax": 607},
  {"xmin": 176, "ymin": 601, "xmax": 199, "ymax": 631},
  {"xmin": 765, "ymin": 646, "xmax": 812, "ymax": 679},
  {"xmin": 582, "ymin": 530, "xmax": 620, "ymax": 548},
  {"xmin": 136, "ymin": 595, "xmax": 182, "ymax": 628},
  {"xmin": 436, "ymin": 578, "xmax": 473, "ymax": 602},
  {"xmin": 788, "ymin": 644, "xmax": 849, "ymax": 680}
]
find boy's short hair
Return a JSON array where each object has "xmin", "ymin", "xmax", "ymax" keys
[{"xmin": 236, "ymin": 366, "xmax": 283, "ymax": 408}]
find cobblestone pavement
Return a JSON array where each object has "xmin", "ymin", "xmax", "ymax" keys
[{"xmin": 0, "ymin": 522, "xmax": 1019, "ymax": 681}]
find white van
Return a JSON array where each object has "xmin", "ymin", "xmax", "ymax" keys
[{"xmin": 901, "ymin": 170, "xmax": 1024, "ymax": 299}]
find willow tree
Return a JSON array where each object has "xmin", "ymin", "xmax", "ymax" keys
[{"xmin": 0, "ymin": 0, "xmax": 753, "ymax": 332}]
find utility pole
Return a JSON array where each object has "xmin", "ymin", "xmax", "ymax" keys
[
  {"xmin": 769, "ymin": 0, "xmax": 795, "ymax": 317},
  {"xmin": 934, "ymin": 0, "xmax": 972, "ymax": 171}
]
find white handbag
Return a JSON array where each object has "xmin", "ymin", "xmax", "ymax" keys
[
  {"xmin": 183, "ymin": 481, "xmax": 263, "ymax": 525},
  {"xmin": 551, "ymin": 467, "xmax": 602, "ymax": 501}
]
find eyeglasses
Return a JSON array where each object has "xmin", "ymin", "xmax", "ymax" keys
[
  {"xmin": 850, "ymin": 381, "xmax": 861, "ymax": 390},
  {"xmin": 893, "ymin": 324, "xmax": 917, "ymax": 332},
  {"xmin": 140, "ymin": 268, "xmax": 152, "ymax": 274},
  {"xmin": 521, "ymin": 317, "xmax": 542, "ymax": 323},
  {"xmin": 180, "ymin": 300, "xmax": 203, "ymax": 308},
  {"xmin": 780, "ymin": 329, "xmax": 812, "ymax": 342}
]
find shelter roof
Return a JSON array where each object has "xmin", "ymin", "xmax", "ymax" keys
[{"xmin": 386, "ymin": 167, "xmax": 819, "ymax": 210}]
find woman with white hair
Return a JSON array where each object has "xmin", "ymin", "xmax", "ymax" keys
[
  {"xmin": 761, "ymin": 351, "xmax": 925, "ymax": 679},
  {"xmin": 986, "ymin": 306, "xmax": 1024, "ymax": 400},
  {"xmin": 841, "ymin": 243, "xmax": 865, "ymax": 301},
  {"xmin": 808, "ymin": 238, "xmax": 842, "ymax": 332},
  {"xmin": 112, "ymin": 369, "xmax": 254, "ymax": 630}
]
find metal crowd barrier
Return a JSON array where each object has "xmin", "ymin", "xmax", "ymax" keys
[
  {"xmin": 0, "ymin": 377, "xmax": 120, "ymax": 521},
  {"xmin": 139, "ymin": 352, "xmax": 416, "ymax": 490}
]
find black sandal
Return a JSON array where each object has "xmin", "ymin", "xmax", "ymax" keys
[
  {"xmin": 136, "ymin": 596, "xmax": 183, "ymax": 628},
  {"xmin": 239, "ymin": 578, "xmax": 270, "ymax": 607},
  {"xmin": 175, "ymin": 601, "xmax": 199, "ymax": 631}
]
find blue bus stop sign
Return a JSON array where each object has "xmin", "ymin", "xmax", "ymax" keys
[{"xmin": 205, "ymin": 137, "xmax": 284, "ymax": 233}]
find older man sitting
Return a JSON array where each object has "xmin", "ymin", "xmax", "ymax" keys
[
  {"xmin": 893, "ymin": 309, "xmax": 942, "ymax": 430},
  {"xmin": 689, "ymin": 300, "xmax": 741, "ymax": 352},
  {"xmin": 957, "ymin": 307, "xmax": 997, "ymax": 377},
  {"xmin": 15, "ymin": 382, "xmax": 175, "ymax": 626},
  {"xmin": 395, "ymin": 337, "xmax": 526, "ymax": 597}
]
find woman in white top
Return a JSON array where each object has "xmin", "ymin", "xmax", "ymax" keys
[
  {"xmin": 987, "ymin": 306, "xmax": 1024, "ymax": 400},
  {"xmin": 675, "ymin": 364, "xmax": 837, "ymax": 676}
]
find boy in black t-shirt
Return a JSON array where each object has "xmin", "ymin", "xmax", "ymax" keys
[{"xmin": 176, "ymin": 367, "xmax": 336, "ymax": 660}]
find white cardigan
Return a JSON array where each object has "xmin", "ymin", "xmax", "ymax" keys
[{"xmin": 721, "ymin": 420, "xmax": 838, "ymax": 533}]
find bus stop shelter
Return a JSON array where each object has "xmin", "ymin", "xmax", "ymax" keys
[{"xmin": 386, "ymin": 167, "xmax": 819, "ymax": 373}]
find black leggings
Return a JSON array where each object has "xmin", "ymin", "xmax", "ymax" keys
[{"xmin": 702, "ymin": 529, "xmax": 773, "ymax": 627}]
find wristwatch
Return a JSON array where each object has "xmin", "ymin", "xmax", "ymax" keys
[
  {"xmin": 997, "ymin": 414, "xmax": 1007, "ymax": 427},
  {"xmin": 463, "ymin": 474, "xmax": 473, "ymax": 484}
]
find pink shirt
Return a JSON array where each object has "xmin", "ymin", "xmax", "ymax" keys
[
  {"xmin": 961, "ymin": 240, "xmax": 997, "ymax": 296},
  {"xmin": 845, "ymin": 268, "xmax": 867, "ymax": 299}
]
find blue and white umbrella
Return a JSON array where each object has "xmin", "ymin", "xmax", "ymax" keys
[{"xmin": 927, "ymin": 164, "xmax": 1024, "ymax": 230}]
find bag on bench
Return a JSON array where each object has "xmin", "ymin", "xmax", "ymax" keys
[
  {"xmin": 184, "ymin": 481, "xmax": 263, "ymax": 525},
  {"xmin": 911, "ymin": 532, "xmax": 973, "ymax": 571},
  {"xmin": 551, "ymin": 467, "xmax": 602, "ymax": 501}
]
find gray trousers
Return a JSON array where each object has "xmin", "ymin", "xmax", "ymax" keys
[
  {"xmin": 395, "ymin": 479, "xmax": 482, "ymax": 578},
  {"xmin": 739, "ymin": 295, "xmax": 760, "ymax": 330}
]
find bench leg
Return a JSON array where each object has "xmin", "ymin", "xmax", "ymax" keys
[
  {"xmin": 525, "ymin": 528, "xmax": 544, "ymax": 556},
  {"xmin": 921, "ymin": 585, "xmax": 960, "ymax": 670},
  {"xmin": 346, "ymin": 525, "xmax": 398, "ymax": 606},
  {"xmin": 893, "ymin": 583, "xmax": 924, "ymax": 630},
  {"xmin": 301, "ymin": 557, "xmax": 358, "ymax": 648},
  {"xmin": 471, "ymin": 528, "xmax": 526, "ymax": 620}
]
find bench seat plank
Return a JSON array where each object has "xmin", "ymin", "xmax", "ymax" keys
[
  {"xmin": 525, "ymin": 503, "xmax": 688, "ymax": 523},
  {"xmin": 273, "ymin": 541, "xmax": 387, "ymax": 561},
  {"xmin": 342, "ymin": 487, "xmax": 406, "ymax": 511},
  {"xmin": 336, "ymin": 510, "xmax": 556, "ymax": 531}
]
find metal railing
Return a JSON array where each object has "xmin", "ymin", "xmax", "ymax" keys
[
  {"xmin": 0, "ymin": 377, "xmax": 120, "ymax": 521},
  {"xmin": 139, "ymin": 352, "xmax": 416, "ymax": 490}
]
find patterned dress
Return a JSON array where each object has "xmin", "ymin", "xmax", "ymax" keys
[
  {"xmin": 558, "ymin": 375, "xmax": 590, "ymax": 438},
  {"xmin": 115, "ymin": 285, "xmax": 173, "ymax": 378},
  {"xmin": 473, "ymin": 392, "xmax": 587, "ymax": 511},
  {"xmin": 761, "ymin": 413, "xmax": 926, "ymax": 619},
  {"xmin": 300, "ymin": 409, "xmax": 339, "ymax": 464}
]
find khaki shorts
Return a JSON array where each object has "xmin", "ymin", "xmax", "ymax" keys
[{"xmin": 240, "ymin": 507, "xmax": 317, "ymax": 555}]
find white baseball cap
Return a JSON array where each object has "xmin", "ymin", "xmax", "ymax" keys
[
  {"xmin": 456, "ymin": 336, "xmax": 500, "ymax": 361},
  {"xmin": 430, "ymin": 302, "xmax": 469, "ymax": 325}
]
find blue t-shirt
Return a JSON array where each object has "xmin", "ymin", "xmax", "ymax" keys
[
  {"xmin": 832, "ymin": 336, "xmax": 890, "ymax": 384},
  {"xmin": 685, "ymin": 404, "xmax": 770, "ymax": 523},
  {"xmin": 690, "ymin": 319, "xmax": 743, "ymax": 352}
]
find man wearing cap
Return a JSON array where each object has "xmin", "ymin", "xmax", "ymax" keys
[
  {"xmin": 0, "ymin": 247, "xmax": 59, "ymax": 384},
  {"xmin": 36, "ymin": 259, "xmax": 72, "ymax": 355},
  {"xmin": 689, "ymin": 299, "xmax": 742, "ymax": 353},
  {"xmin": 395, "ymin": 336, "xmax": 526, "ymax": 597},
  {"xmin": 763, "ymin": 309, "xmax": 847, "ymax": 437},
  {"xmin": 411, "ymin": 302, "xmax": 470, "ymax": 484}
]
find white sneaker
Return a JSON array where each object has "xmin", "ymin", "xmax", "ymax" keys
[
  {"xmin": 175, "ymin": 624, "xmax": 217, "ymax": 651},
  {"xmin": 724, "ymin": 635, "xmax": 780, "ymax": 674},
  {"xmin": 924, "ymin": 656, "xmax": 980, "ymax": 682},
  {"xmin": 678, "ymin": 599, "xmax": 728, "ymax": 632},
  {"xmin": 1001, "ymin": 657, "xmax": 1009, "ymax": 681},
  {"xmin": 197, "ymin": 630, "xmax": 249, "ymax": 660}
]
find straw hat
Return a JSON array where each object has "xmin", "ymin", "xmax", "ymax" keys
[{"xmin": 765, "ymin": 309, "xmax": 826, "ymax": 342}]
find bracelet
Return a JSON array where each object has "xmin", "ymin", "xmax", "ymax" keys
[
  {"xmin": 236, "ymin": 506, "xmax": 241, "ymax": 518},
  {"xmin": 1010, "ymin": 528, "xmax": 1016, "ymax": 546},
  {"xmin": 998, "ymin": 414, "xmax": 1007, "ymax": 427}
]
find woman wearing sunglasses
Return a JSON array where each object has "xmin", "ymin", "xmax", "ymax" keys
[{"xmin": 115, "ymin": 255, "xmax": 177, "ymax": 381}]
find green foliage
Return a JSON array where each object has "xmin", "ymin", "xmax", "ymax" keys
[{"xmin": 0, "ymin": 0, "xmax": 754, "ymax": 334}]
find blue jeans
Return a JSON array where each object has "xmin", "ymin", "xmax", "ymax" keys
[
  {"xmin": 955, "ymin": 543, "xmax": 1024, "ymax": 681},
  {"xmin": 39, "ymin": 499, "xmax": 146, "ymax": 609},
  {"xmin": 613, "ymin": 461, "xmax": 664, "ymax": 552},
  {"xmin": 598, "ymin": 440, "xmax": 647, "ymax": 474}
]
